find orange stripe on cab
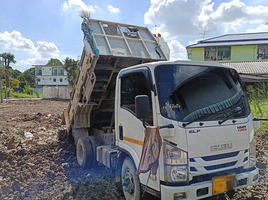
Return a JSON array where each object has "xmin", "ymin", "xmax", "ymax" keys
[{"xmin": 123, "ymin": 136, "xmax": 143, "ymax": 146}]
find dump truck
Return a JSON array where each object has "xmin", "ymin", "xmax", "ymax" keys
[{"xmin": 63, "ymin": 16, "xmax": 259, "ymax": 200}]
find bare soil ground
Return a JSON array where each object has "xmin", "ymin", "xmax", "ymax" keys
[
  {"xmin": 0, "ymin": 99, "xmax": 124, "ymax": 200},
  {"xmin": 0, "ymin": 99, "xmax": 267, "ymax": 200}
]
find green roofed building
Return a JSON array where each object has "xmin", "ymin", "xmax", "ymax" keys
[{"xmin": 186, "ymin": 32, "xmax": 268, "ymax": 82}]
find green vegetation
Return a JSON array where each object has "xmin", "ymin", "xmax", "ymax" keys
[
  {"xmin": 62, "ymin": 57, "xmax": 78, "ymax": 86},
  {"xmin": 46, "ymin": 58, "xmax": 63, "ymax": 66},
  {"xmin": 247, "ymin": 83, "xmax": 268, "ymax": 132}
]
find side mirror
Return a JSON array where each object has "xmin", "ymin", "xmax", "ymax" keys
[{"xmin": 135, "ymin": 95, "xmax": 150, "ymax": 119}]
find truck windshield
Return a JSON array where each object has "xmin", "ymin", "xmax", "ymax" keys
[{"xmin": 155, "ymin": 64, "xmax": 250, "ymax": 122}]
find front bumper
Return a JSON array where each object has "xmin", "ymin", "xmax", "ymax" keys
[{"xmin": 161, "ymin": 167, "xmax": 258, "ymax": 200}]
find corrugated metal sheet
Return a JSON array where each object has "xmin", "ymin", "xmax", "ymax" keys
[
  {"xmin": 187, "ymin": 32, "xmax": 268, "ymax": 48},
  {"xmin": 222, "ymin": 61, "xmax": 268, "ymax": 74},
  {"xmin": 188, "ymin": 40, "xmax": 268, "ymax": 48},
  {"xmin": 204, "ymin": 32, "xmax": 268, "ymax": 42}
]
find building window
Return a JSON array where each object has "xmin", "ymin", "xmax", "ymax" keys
[
  {"xmin": 205, "ymin": 47, "xmax": 217, "ymax": 61},
  {"xmin": 38, "ymin": 78, "xmax": 41, "ymax": 82},
  {"xmin": 53, "ymin": 78, "xmax": 56, "ymax": 82},
  {"xmin": 60, "ymin": 78, "xmax": 63, "ymax": 82},
  {"xmin": 37, "ymin": 69, "xmax": 42, "ymax": 75},
  {"xmin": 53, "ymin": 69, "xmax": 57, "ymax": 75},
  {"xmin": 59, "ymin": 69, "xmax": 64, "ymax": 75},
  {"xmin": 204, "ymin": 46, "xmax": 231, "ymax": 61},
  {"xmin": 257, "ymin": 45, "xmax": 268, "ymax": 59},
  {"xmin": 217, "ymin": 47, "xmax": 231, "ymax": 60}
]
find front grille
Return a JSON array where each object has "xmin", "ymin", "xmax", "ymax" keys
[
  {"xmin": 190, "ymin": 167, "xmax": 256, "ymax": 184},
  {"xmin": 204, "ymin": 161, "xmax": 237, "ymax": 171},
  {"xmin": 201, "ymin": 151, "xmax": 239, "ymax": 161},
  {"xmin": 190, "ymin": 167, "xmax": 197, "ymax": 171},
  {"xmin": 189, "ymin": 158, "xmax": 195, "ymax": 162}
]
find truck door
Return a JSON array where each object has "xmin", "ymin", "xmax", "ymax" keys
[{"xmin": 117, "ymin": 69, "xmax": 154, "ymax": 166}]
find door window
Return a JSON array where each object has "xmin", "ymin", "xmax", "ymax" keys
[{"xmin": 121, "ymin": 73, "xmax": 153, "ymax": 125}]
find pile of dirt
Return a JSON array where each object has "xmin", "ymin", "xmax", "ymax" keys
[
  {"xmin": 0, "ymin": 99, "xmax": 124, "ymax": 200},
  {"xmin": 0, "ymin": 99, "xmax": 267, "ymax": 200}
]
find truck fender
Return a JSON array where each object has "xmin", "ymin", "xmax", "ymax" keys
[{"xmin": 115, "ymin": 148, "xmax": 137, "ymax": 183}]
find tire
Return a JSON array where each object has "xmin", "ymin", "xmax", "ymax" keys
[
  {"xmin": 121, "ymin": 157, "xmax": 141, "ymax": 200},
  {"xmin": 76, "ymin": 136, "xmax": 96, "ymax": 169}
]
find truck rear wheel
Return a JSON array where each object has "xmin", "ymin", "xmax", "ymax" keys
[
  {"xmin": 76, "ymin": 136, "xmax": 96, "ymax": 169},
  {"xmin": 121, "ymin": 157, "xmax": 141, "ymax": 200}
]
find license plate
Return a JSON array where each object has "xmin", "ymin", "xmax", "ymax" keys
[{"xmin": 212, "ymin": 174, "xmax": 236, "ymax": 195}]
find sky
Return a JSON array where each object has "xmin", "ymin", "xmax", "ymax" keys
[{"xmin": 1, "ymin": 0, "xmax": 268, "ymax": 72}]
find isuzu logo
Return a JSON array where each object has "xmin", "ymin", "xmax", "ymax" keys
[
  {"xmin": 237, "ymin": 125, "xmax": 247, "ymax": 132},
  {"xmin": 210, "ymin": 143, "xmax": 232, "ymax": 152},
  {"xmin": 189, "ymin": 130, "xmax": 200, "ymax": 134}
]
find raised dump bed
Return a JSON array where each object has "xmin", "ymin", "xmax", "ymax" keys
[{"xmin": 63, "ymin": 17, "xmax": 168, "ymax": 132}]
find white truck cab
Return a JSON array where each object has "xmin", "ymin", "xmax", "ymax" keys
[{"xmin": 114, "ymin": 60, "xmax": 258, "ymax": 199}]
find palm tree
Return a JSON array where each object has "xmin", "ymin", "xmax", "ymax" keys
[{"xmin": 0, "ymin": 53, "xmax": 16, "ymax": 98}]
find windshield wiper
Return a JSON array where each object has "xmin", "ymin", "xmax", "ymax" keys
[
  {"xmin": 182, "ymin": 108, "xmax": 232, "ymax": 128},
  {"xmin": 218, "ymin": 106, "xmax": 243, "ymax": 125},
  {"xmin": 182, "ymin": 114, "xmax": 209, "ymax": 127}
]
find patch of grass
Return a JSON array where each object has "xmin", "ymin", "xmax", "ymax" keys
[
  {"xmin": 10, "ymin": 91, "xmax": 38, "ymax": 98},
  {"xmin": 249, "ymin": 100, "xmax": 268, "ymax": 132},
  {"xmin": 247, "ymin": 83, "xmax": 268, "ymax": 132}
]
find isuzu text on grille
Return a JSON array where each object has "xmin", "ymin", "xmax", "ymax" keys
[{"xmin": 210, "ymin": 143, "xmax": 233, "ymax": 152}]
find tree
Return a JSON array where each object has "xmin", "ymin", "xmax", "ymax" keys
[
  {"xmin": 10, "ymin": 77, "xmax": 20, "ymax": 88},
  {"xmin": 9, "ymin": 69, "xmax": 21, "ymax": 79},
  {"xmin": 0, "ymin": 52, "xmax": 16, "ymax": 98},
  {"xmin": 46, "ymin": 58, "xmax": 63, "ymax": 66},
  {"xmin": 63, "ymin": 57, "xmax": 78, "ymax": 86},
  {"xmin": 18, "ymin": 67, "xmax": 35, "ymax": 89}
]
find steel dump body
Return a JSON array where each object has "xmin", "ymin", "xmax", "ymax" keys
[{"xmin": 64, "ymin": 18, "xmax": 168, "ymax": 131}]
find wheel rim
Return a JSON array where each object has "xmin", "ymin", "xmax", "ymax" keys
[{"xmin": 122, "ymin": 169, "xmax": 135, "ymax": 195}]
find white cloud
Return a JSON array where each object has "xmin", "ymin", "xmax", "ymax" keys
[
  {"xmin": 168, "ymin": 40, "xmax": 188, "ymax": 60},
  {"xmin": 36, "ymin": 41, "xmax": 59, "ymax": 58},
  {"xmin": 144, "ymin": 0, "xmax": 268, "ymax": 38},
  {"xmin": 108, "ymin": 5, "xmax": 120, "ymax": 13},
  {"xmin": 246, "ymin": 24, "xmax": 268, "ymax": 33},
  {"xmin": 189, "ymin": 39, "xmax": 203, "ymax": 45},
  {"xmin": 63, "ymin": 0, "xmax": 95, "ymax": 13},
  {"xmin": 0, "ymin": 30, "xmax": 60, "ymax": 71},
  {"xmin": 0, "ymin": 31, "xmax": 35, "ymax": 51}
]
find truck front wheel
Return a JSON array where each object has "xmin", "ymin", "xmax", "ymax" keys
[
  {"xmin": 76, "ymin": 137, "xmax": 95, "ymax": 169},
  {"xmin": 121, "ymin": 157, "xmax": 141, "ymax": 200}
]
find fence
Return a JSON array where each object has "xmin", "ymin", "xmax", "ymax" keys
[{"xmin": 43, "ymin": 86, "xmax": 72, "ymax": 99}]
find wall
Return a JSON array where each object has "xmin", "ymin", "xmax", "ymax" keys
[
  {"xmin": 42, "ymin": 67, "xmax": 52, "ymax": 75},
  {"xmin": 190, "ymin": 48, "xmax": 204, "ymax": 61},
  {"xmin": 230, "ymin": 45, "xmax": 257, "ymax": 62},
  {"xmin": 43, "ymin": 86, "xmax": 72, "ymax": 99},
  {"xmin": 188, "ymin": 45, "xmax": 258, "ymax": 62},
  {"xmin": 37, "ymin": 75, "xmax": 68, "ymax": 86}
]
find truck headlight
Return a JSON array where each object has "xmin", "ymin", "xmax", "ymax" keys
[
  {"xmin": 249, "ymin": 137, "xmax": 256, "ymax": 167},
  {"xmin": 164, "ymin": 143, "xmax": 188, "ymax": 182}
]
